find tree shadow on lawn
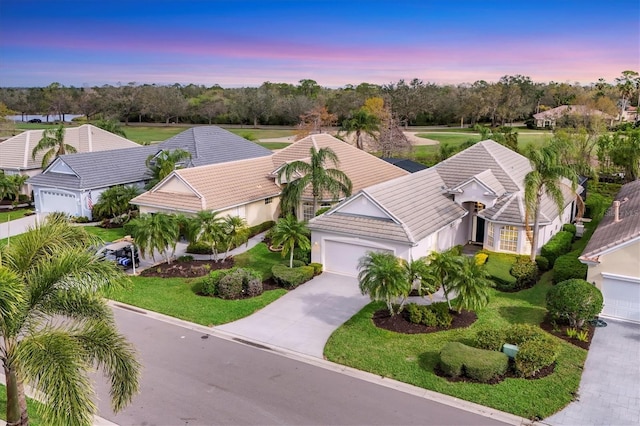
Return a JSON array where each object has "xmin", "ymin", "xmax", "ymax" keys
[{"xmin": 498, "ymin": 306, "xmax": 547, "ymax": 324}]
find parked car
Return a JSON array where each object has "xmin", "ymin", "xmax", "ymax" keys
[
  {"xmin": 27, "ymin": 118, "xmax": 42, "ymax": 123},
  {"xmin": 97, "ymin": 241, "xmax": 140, "ymax": 270}
]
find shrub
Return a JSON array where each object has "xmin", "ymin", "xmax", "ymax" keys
[
  {"xmin": 510, "ymin": 257, "xmax": 539, "ymax": 289},
  {"xmin": 199, "ymin": 269, "xmax": 231, "ymax": 296},
  {"xmin": 293, "ymin": 246, "xmax": 311, "ymax": 264},
  {"xmin": 177, "ymin": 255, "xmax": 194, "ymax": 263},
  {"xmin": 505, "ymin": 324, "xmax": 547, "ymax": 346},
  {"xmin": 186, "ymin": 241, "xmax": 213, "ymax": 255},
  {"xmin": 535, "ymin": 255, "xmax": 550, "ymax": 272},
  {"xmin": 473, "ymin": 328, "xmax": 506, "ymax": 351},
  {"xmin": 314, "ymin": 207, "xmax": 331, "ymax": 216},
  {"xmin": 474, "ymin": 252, "xmax": 488, "ymax": 265},
  {"xmin": 218, "ymin": 270, "xmax": 244, "ymax": 299},
  {"xmin": 430, "ymin": 302, "xmax": 453, "ymax": 327},
  {"xmin": 248, "ymin": 220, "xmax": 275, "ymax": 237},
  {"xmin": 546, "ymin": 279, "xmax": 604, "ymax": 328},
  {"xmin": 552, "ymin": 253, "xmax": 588, "ymax": 284},
  {"xmin": 562, "ymin": 223, "xmax": 577, "ymax": 235},
  {"xmin": 406, "ymin": 304, "xmax": 422, "ymax": 324},
  {"xmin": 74, "ymin": 216, "xmax": 90, "ymax": 223},
  {"xmin": 540, "ymin": 231, "xmax": 573, "ymax": 267},
  {"xmin": 514, "ymin": 337, "xmax": 560, "ymax": 378},
  {"xmin": 421, "ymin": 309, "xmax": 438, "ymax": 327},
  {"xmin": 309, "ymin": 262, "xmax": 323, "ymax": 275},
  {"xmin": 271, "ymin": 264, "xmax": 315, "ymax": 289},
  {"xmin": 439, "ymin": 342, "xmax": 509, "ymax": 383},
  {"xmin": 282, "ymin": 259, "xmax": 306, "ymax": 267}
]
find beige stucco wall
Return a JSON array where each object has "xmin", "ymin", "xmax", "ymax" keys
[
  {"xmin": 218, "ymin": 198, "xmax": 279, "ymax": 227},
  {"xmin": 586, "ymin": 240, "xmax": 640, "ymax": 289},
  {"xmin": 159, "ymin": 177, "xmax": 194, "ymax": 194}
]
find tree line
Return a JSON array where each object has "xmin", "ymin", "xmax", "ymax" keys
[{"xmin": 1, "ymin": 71, "xmax": 638, "ymax": 128}]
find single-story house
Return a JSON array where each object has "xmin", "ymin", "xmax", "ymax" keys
[
  {"xmin": 131, "ymin": 133, "xmax": 408, "ymax": 225},
  {"xmin": 0, "ymin": 124, "xmax": 140, "ymax": 194},
  {"xmin": 532, "ymin": 105, "xmax": 615, "ymax": 129},
  {"xmin": 27, "ymin": 126, "xmax": 272, "ymax": 219},
  {"xmin": 579, "ymin": 180, "xmax": 640, "ymax": 323},
  {"xmin": 308, "ymin": 140, "xmax": 580, "ymax": 276}
]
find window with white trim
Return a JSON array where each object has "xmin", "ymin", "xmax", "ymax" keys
[
  {"xmin": 499, "ymin": 225, "xmax": 518, "ymax": 252},
  {"xmin": 487, "ymin": 222, "xmax": 494, "ymax": 247},
  {"xmin": 302, "ymin": 202, "xmax": 314, "ymax": 221}
]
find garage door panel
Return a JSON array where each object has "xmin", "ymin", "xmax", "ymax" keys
[
  {"xmin": 601, "ymin": 277, "xmax": 640, "ymax": 323},
  {"xmin": 324, "ymin": 240, "xmax": 392, "ymax": 277},
  {"xmin": 41, "ymin": 190, "xmax": 78, "ymax": 216}
]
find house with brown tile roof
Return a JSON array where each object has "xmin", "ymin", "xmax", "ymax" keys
[
  {"xmin": 579, "ymin": 180, "xmax": 640, "ymax": 323},
  {"xmin": 131, "ymin": 133, "xmax": 408, "ymax": 225},
  {"xmin": 308, "ymin": 140, "xmax": 581, "ymax": 276},
  {"xmin": 532, "ymin": 105, "xmax": 615, "ymax": 129}
]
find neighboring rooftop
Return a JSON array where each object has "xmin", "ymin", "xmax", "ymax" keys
[{"xmin": 381, "ymin": 157, "xmax": 428, "ymax": 173}]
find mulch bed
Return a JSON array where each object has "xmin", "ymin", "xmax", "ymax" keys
[
  {"xmin": 539, "ymin": 313, "xmax": 595, "ymax": 350},
  {"xmin": 372, "ymin": 308, "xmax": 477, "ymax": 334},
  {"xmin": 434, "ymin": 361, "xmax": 556, "ymax": 385},
  {"xmin": 140, "ymin": 258, "xmax": 236, "ymax": 278}
]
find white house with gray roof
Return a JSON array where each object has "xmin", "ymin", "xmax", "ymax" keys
[
  {"xmin": 308, "ymin": 140, "xmax": 580, "ymax": 276},
  {"xmin": 27, "ymin": 126, "xmax": 272, "ymax": 219}
]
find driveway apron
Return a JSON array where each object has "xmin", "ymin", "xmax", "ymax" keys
[
  {"xmin": 217, "ymin": 273, "xmax": 369, "ymax": 358},
  {"xmin": 545, "ymin": 319, "xmax": 640, "ymax": 426}
]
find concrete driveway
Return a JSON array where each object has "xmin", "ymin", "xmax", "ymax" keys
[
  {"xmin": 217, "ymin": 273, "xmax": 369, "ymax": 358},
  {"xmin": 545, "ymin": 319, "xmax": 640, "ymax": 426}
]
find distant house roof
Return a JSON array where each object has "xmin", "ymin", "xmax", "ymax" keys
[
  {"xmin": 533, "ymin": 105, "xmax": 615, "ymax": 121},
  {"xmin": 27, "ymin": 126, "xmax": 272, "ymax": 191},
  {"xmin": 381, "ymin": 158, "xmax": 428, "ymax": 173},
  {"xmin": 0, "ymin": 124, "xmax": 140, "ymax": 171},
  {"xmin": 132, "ymin": 133, "xmax": 408, "ymax": 212},
  {"xmin": 580, "ymin": 180, "xmax": 640, "ymax": 262}
]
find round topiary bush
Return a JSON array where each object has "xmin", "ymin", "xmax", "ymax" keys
[
  {"xmin": 535, "ymin": 255, "xmax": 550, "ymax": 272},
  {"xmin": 510, "ymin": 257, "xmax": 539, "ymax": 289},
  {"xmin": 552, "ymin": 254, "xmax": 588, "ymax": 284},
  {"xmin": 505, "ymin": 324, "xmax": 547, "ymax": 346},
  {"xmin": 546, "ymin": 279, "xmax": 604, "ymax": 328},
  {"xmin": 217, "ymin": 269, "xmax": 244, "ymax": 299},
  {"xmin": 514, "ymin": 336, "xmax": 560, "ymax": 378}
]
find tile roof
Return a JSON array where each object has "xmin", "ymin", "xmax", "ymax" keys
[
  {"xmin": 272, "ymin": 134, "xmax": 408, "ymax": 199},
  {"xmin": 132, "ymin": 156, "xmax": 281, "ymax": 212},
  {"xmin": 26, "ymin": 126, "xmax": 272, "ymax": 190},
  {"xmin": 0, "ymin": 124, "xmax": 140, "ymax": 170},
  {"xmin": 533, "ymin": 105, "xmax": 615, "ymax": 120},
  {"xmin": 306, "ymin": 213, "xmax": 411, "ymax": 243},
  {"xmin": 581, "ymin": 180, "xmax": 640, "ymax": 261},
  {"xmin": 381, "ymin": 157, "xmax": 429, "ymax": 173}
]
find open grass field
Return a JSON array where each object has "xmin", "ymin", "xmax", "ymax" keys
[{"xmin": 324, "ymin": 272, "xmax": 587, "ymax": 420}]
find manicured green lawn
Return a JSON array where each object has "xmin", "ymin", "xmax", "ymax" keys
[
  {"xmin": 0, "ymin": 208, "xmax": 32, "ymax": 222},
  {"xmin": 108, "ymin": 243, "xmax": 287, "ymax": 325},
  {"xmin": 324, "ymin": 273, "xmax": 587, "ymax": 420},
  {"xmin": 120, "ymin": 125, "xmax": 296, "ymax": 145},
  {"xmin": 83, "ymin": 226, "xmax": 129, "ymax": 243},
  {"xmin": 257, "ymin": 142, "xmax": 292, "ymax": 150},
  {"xmin": 0, "ymin": 384, "xmax": 44, "ymax": 425}
]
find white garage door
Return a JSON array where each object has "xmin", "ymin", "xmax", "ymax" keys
[
  {"xmin": 41, "ymin": 190, "xmax": 78, "ymax": 216},
  {"xmin": 324, "ymin": 240, "xmax": 392, "ymax": 277},
  {"xmin": 601, "ymin": 276, "xmax": 640, "ymax": 323}
]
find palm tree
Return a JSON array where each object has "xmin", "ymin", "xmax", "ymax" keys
[
  {"xmin": 277, "ymin": 146, "xmax": 352, "ymax": 219},
  {"xmin": 424, "ymin": 248, "xmax": 464, "ymax": 310},
  {"xmin": 357, "ymin": 251, "xmax": 409, "ymax": 316},
  {"xmin": 0, "ymin": 218, "xmax": 140, "ymax": 426},
  {"xmin": 31, "ymin": 124, "xmax": 77, "ymax": 168},
  {"xmin": 341, "ymin": 109, "xmax": 380, "ymax": 150},
  {"xmin": 223, "ymin": 215, "xmax": 250, "ymax": 260},
  {"xmin": 0, "ymin": 172, "xmax": 12, "ymax": 201},
  {"xmin": 92, "ymin": 185, "xmax": 141, "ymax": 220},
  {"xmin": 447, "ymin": 257, "xmax": 494, "ymax": 313},
  {"xmin": 128, "ymin": 213, "xmax": 179, "ymax": 264},
  {"xmin": 524, "ymin": 144, "xmax": 578, "ymax": 261},
  {"xmin": 94, "ymin": 119, "xmax": 127, "ymax": 138},
  {"xmin": 190, "ymin": 211, "xmax": 225, "ymax": 261},
  {"xmin": 6, "ymin": 174, "xmax": 29, "ymax": 203},
  {"xmin": 145, "ymin": 148, "xmax": 192, "ymax": 189},
  {"xmin": 270, "ymin": 215, "xmax": 310, "ymax": 268}
]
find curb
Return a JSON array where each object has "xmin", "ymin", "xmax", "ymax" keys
[{"xmin": 108, "ymin": 300, "xmax": 535, "ymax": 426}]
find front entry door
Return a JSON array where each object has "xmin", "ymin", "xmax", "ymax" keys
[{"xmin": 474, "ymin": 216, "xmax": 485, "ymax": 244}]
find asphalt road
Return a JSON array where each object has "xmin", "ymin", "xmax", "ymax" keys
[{"xmin": 95, "ymin": 306, "xmax": 513, "ymax": 426}]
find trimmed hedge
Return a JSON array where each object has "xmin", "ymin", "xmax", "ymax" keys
[
  {"xmin": 405, "ymin": 302, "xmax": 453, "ymax": 327},
  {"xmin": 540, "ymin": 231, "xmax": 573, "ymax": 267},
  {"xmin": 473, "ymin": 328, "xmax": 506, "ymax": 351},
  {"xmin": 249, "ymin": 220, "xmax": 275, "ymax": 237},
  {"xmin": 547, "ymin": 279, "xmax": 604, "ymax": 328},
  {"xmin": 552, "ymin": 252, "xmax": 588, "ymax": 284},
  {"xmin": 514, "ymin": 337, "xmax": 560, "ymax": 378},
  {"xmin": 439, "ymin": 342, "xmax": 509, "ymax": 383},
  {"xmin": 281, "ymin": 259, "xmax": 306, "ymax": 268},
  {"xmin": 272, "ymin": 264, "xmax": 315, "ymax": 289},
  {"xmin": 535, "ymin": 255, "xmax": 550, "ymax": 272},
  {"xmin": 186, "ymin": 241, "xmax": 213, "ymax": 255},
  {"xmin": 309, "ymin": 262, "xmax": 323, "ymax": 275},
  {"xmin": 198, "ymin": 267, "xmax": 263, "ymax": 298},
  {"xmin": 562, "ymin": 223, "xmax": 577, "ymax": 235},
  {"xmin": 505, "ymin": 323, "xmax": 547, "ymax": 346}
]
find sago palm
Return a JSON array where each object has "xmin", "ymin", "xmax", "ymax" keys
[
  {"xmin": 277, "ymin": 146, "xmax": 352, "ymax": 218},
  {"xmin": 0, "ymin": 218, "xmax": 140, "ymax": 426},
  {"xmin": 31, "ymin": 124, "xmax": 77, "ymax": 168},
  {"xmin": 524, "ymin": 144, "xmax": 578, "ymax": 261},
  {"xmin": 190, "ymin": 211, "xmax": 225, "ymax": 261},
  {"xmin": 447, "ymin": 257, "xmax": 494, "ymax": 313},
  {"xmin": 223, "ymin": 215, "xmax": 250, "ymax": 260},
  {"xmin": 424, "ymin": 248, "xmax": 465, "ymax": 310},
  {"xmin": 271, "ymin": 215, "xmax": 310, "ymax": 268}
]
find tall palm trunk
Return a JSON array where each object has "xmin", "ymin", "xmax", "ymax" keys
[
  {"xmin": 4, "ymin": 364, "xmax": 28, "ymax": 426},
  {"xmin": 530, "ymin": 193, "xmax": 542, "ymax": 262},
  {"xmin": 289, "ymin": 247, "xmax": 294, "ymax": 269}
]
